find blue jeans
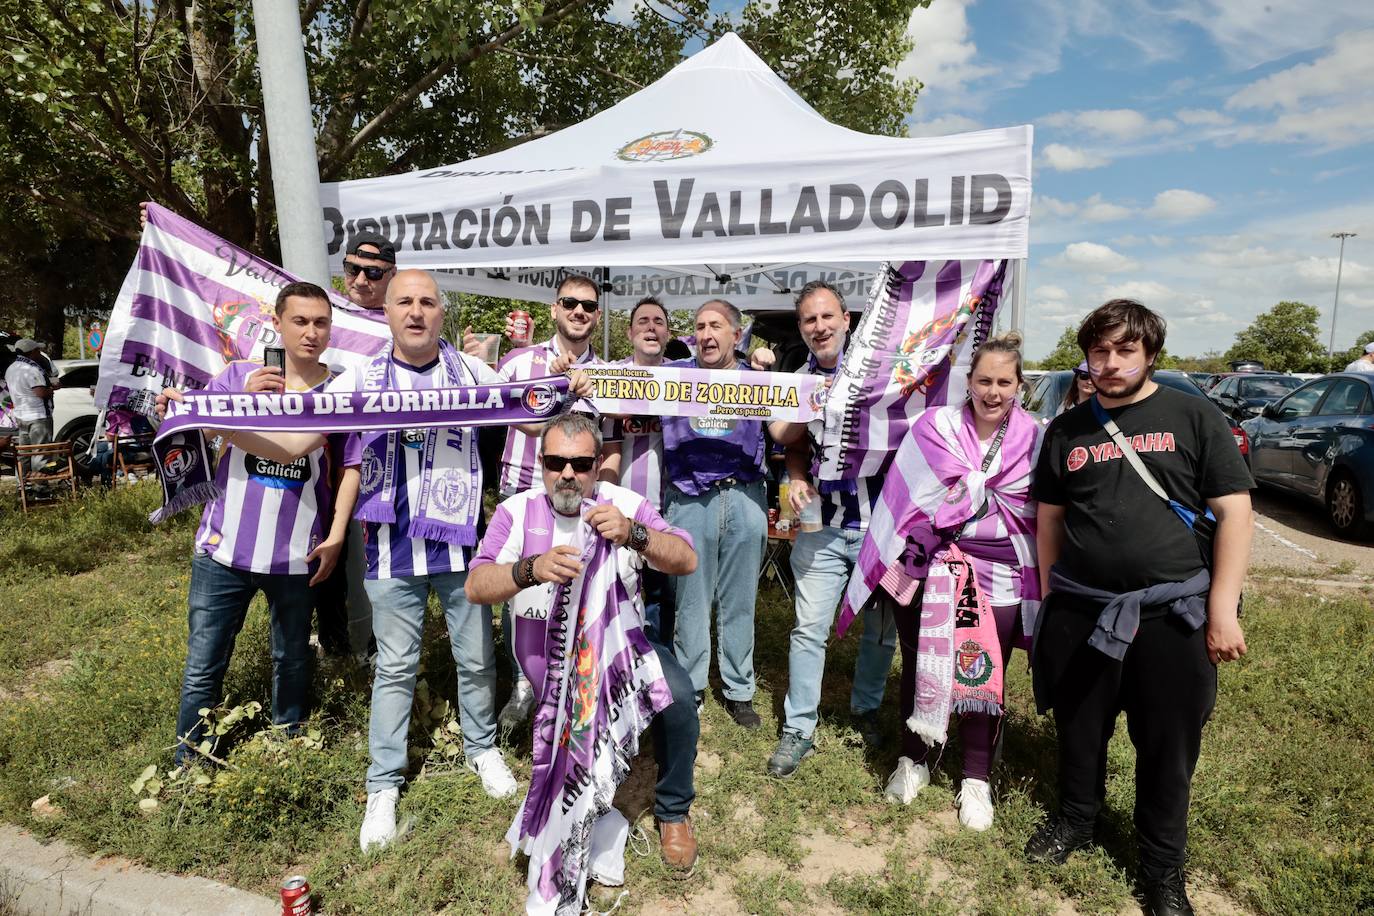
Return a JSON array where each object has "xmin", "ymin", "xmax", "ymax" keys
[
  {"xmin": 363, "ymin": 571, "xmax": 496, "ymax": 792},
  {"xmin": 641, "ymin": 567, "xmax": 675, "ymax": 646},
  {"xmin": 650, "ymin": 642, "xmax": 697, "ymax": 821},
  {"xmin": 782, "ymin": 527, "xmax": 897, "ymax": 739},
  {"xmin": 175, "ymin": 554, "xmax": 313, "ymax": 765},
  {"xmin": 665, "ymin": 479, "xmax": 766, "ymax": 701}
]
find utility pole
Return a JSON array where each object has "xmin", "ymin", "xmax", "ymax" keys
[
  {"xmin": 252, "ymin": 0, "xmax": 329, "ymax": 285},
  {"xmin": 1328, "ymin": 232, "xmax": 1357, "ymax": 365}
]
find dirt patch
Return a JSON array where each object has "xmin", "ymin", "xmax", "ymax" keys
[
  {"xmin": 0, "ymin": 657, "xmax": 75, "ymax": 704},
  {"xmin": 796, "ymin": 824, "xmax": 886, "ymax": 885}
]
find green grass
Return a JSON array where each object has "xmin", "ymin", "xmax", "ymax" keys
[{"xmin": 0, "ymin": 485, "xmax": 1371, "ymax": 913}]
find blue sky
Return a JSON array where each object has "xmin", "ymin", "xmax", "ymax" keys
[{"xmin": 897, "ymin": 0, "xmax": 1374, "ymax": 358}]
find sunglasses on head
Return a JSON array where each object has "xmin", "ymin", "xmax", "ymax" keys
[
  {"xmin": 557, "ymin": 296, "xmax": 600, "ymax": 313},
  {"xmin": 542, "ymin": 454, "xmax": 596, "ymax": 473},
  {"xmin": 343, "ymin": 261, "xmax": 393, "ymax": 281}
]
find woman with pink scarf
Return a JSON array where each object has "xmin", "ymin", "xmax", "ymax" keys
[{"xmin": 838, "ymin": 332, "xmax": 1042, "ymax": 831}]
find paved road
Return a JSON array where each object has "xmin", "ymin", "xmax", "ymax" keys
[{"xmin": 1248, "ymin": 487, "xmax": 1374, "ymax": 575}]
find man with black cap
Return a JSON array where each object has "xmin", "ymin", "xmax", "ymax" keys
[{"xmin": 342, "ymin": 231, "xmax": 397, "ymax": 312}]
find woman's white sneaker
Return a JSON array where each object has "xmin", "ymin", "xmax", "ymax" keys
[
  {"xmin": 359, "ymin": 787, "xmax": 399, "ymax": 851},
  {"xmin": 884, "ymin": 757, "xmax": 930, "ymax": 805},
  {"xmin": 957, "ymin": 778, "xmax": 994, "ymax": 831},
  {"xmin": 467, "ymin": 748, "xmax": 518, "ymax": 799}
]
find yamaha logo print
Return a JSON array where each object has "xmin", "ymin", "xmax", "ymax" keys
[
  {"xmin": 616, "ymin": 129, "xmax": 713, "ymax": 162},
  {"xmin": 1067, "ymin": 446, "xmax": 1089, "ymax": 473},
  {"xmin": 523, "ymin": 384, "xmax": 559, "ymax": 415}
]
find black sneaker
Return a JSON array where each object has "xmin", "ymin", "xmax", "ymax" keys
[
  {"xmin": 1024, "ymin": 816, "xmax": 1093, "ymax": 865},
  {"xmin": 850, "ymin": 709, "xmax": 885, "ymax": 750},
  {"xmin": 1140, "ymin": 868, "xmax": 1194, "ymax": 916},
  {"xmin": 724, "ymin": 698, "xmax": 761, "ymax": 729}
]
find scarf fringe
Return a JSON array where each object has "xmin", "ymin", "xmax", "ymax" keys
[
  {"xmin": 905, "ymin": 714, "xmax": 949, "ymax": 747},
  {"xmin": 951, "ymin": 698, "xmax": 1004, "ymax": 717},
  {"xmin": 148, "ymin": 481, "xmax": 222, "ymax": 524},
  {"xmin": 406, "ymin": 518, "xmax": 477, "ymax": 547},
  {"xmin": 353, "ymin": 501, "xmax": 397, "ymax": 525}
]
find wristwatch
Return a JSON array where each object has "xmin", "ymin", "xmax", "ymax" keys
[{"xmin": 626, "ymin": 521, "xmax": 650, "ymax": 553}]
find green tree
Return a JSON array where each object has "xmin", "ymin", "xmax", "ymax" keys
[
  {"xmin": 1039, "ymin": 326, "xmax": 1082, "ymax": 370},
  {"xmin": 1224, "ymin": 301, "xmax": 1328, "ymax": 372}
]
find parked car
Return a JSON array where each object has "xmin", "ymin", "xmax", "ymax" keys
[
  {"xmin": 51, "ymin": 359, "xmax": 101, "ymax": 476},
  {"xmin": 1022, "ymin": 368, "xmax": 1251, "ymax": 456},
  {"xmin": 1203, "ymin": 366, "xmax": 1271, "ymax": 391},
  {"xmin": 1241, "ymin": 373, "xmax": 1374, "ymax": 539},
  {"xmin": 1208, "ymin": 373, "xmax": 1302, "ymax": 424},
  {"xmin": 1186, "ymin": 371, "xmax": 1213, "ymax": 389}
]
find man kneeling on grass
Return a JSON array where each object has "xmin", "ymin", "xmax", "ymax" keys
[
  {"xmin": 168, "ymin": 281, "xmax": 360, "ymax": 768},
  {"xmin": 466, "ymin": 413, "xmax": 701, "ymax": 913}
]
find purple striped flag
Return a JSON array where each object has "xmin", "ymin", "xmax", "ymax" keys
[
  {"xmin": 816, "ymin": 259, "xmax": 1007, "ymax": 482},
  {"xmin": 97, "ymin": 203, "xmax": 391, "ymax": 413}
]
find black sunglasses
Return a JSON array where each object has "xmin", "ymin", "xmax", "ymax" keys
[
  {"xmin": 344, "ymin": 261, "xmax": 394, "ymax": 281},
  {"xmin": 542, "ymin": 454, "xmax": 597, "ymax": 473},
  {"xmin": 557, "ymin": 296, "xmax": 600, "ymax": 313},
  {"xmin": 1073, "ymin": 368, "xmax": 1092, "ymax": 380}
]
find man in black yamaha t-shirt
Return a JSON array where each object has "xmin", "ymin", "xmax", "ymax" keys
[{"xmin": 1026, "ymin": 299, "xmax": 1252, "ymax": 916}]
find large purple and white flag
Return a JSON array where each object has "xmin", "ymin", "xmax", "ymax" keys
[
  {"xmin": 97, "ymin": 203, "xmax": 390, "ymax": 414},
  {"xmin": 507, "ymin": 511, "xmax": 672, "ymax": 915},
  {"xmin": 815, "ymin": 259, "xmax": 1007, "ymax": 481}
]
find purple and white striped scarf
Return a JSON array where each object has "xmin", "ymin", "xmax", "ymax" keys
[
  {"xmin": 839, "ymin": 402, "xmax": 1040, "ymax": 636},
  {"xmin": 815, "ymin": 260, "xmax": 1006, "ymax": 483},
  {"xmin": 507, "ymin": 507, "xmax": 671, "ymax": 916},
  {"xmin": 353, "ymin": 340, "xmax": 483, "ymax": 545},
  {"xmin": 97, "ymin": 203, "xmax": 390, "ymax": 416}
]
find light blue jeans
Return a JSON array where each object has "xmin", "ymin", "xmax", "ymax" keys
[
  {"xmin": 782, "ymin": 527, "xmax": 897, "ymax": 739},
  {"xmin": 666, "ymin": 479, "xmax": 766, "ymax": 701},
  {"xmin": 363, "ymin": 571, "xmax": 496, "ymax": 792}
]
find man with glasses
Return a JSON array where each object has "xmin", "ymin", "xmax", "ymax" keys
[
  {"xmin": 466, "ymin": 412, "xmax": 702, "ymax": 878},
  {"xmin": 341, "ymin": 231, "xmax": 397, "ymax": 312},
  {"xmin": 493, "ymin": 274, "xmax": 604, "ymax": 730}
]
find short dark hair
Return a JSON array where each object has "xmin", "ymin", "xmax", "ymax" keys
[
  {"xmin": 629, "ymin": 295, "xmax": 668, "ymax": 325},
  {"xmin": 794, "ymin": 279, "xmax": 844, "ymax": 313},
  {"xmin": 556, "ymin": 274, "xmax": 599, "ymax": 299},
  {"xmin": 275, "ymin": 281, "xmax": 332, "ymax": 316},
  {"xmin": 1077, "ymin": 298, "xmax": 1166, "ymax": 360}
]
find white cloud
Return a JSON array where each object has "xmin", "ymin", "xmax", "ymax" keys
[
  {"xmin": 1035, "ymin": 195, "xmax": 1079, "ymax": 218},
  {"xmin": 1226, "ymin": 99, "xmax": 1374, "ymax": 151},
  {"xmin": 907, "ymin": 114, "xmax": 983, "ymax": 137},
  {"xmin": 1041, "ymin": 143, "xmax": 1109, "ymax": 171},
  {"xmin": 1168, "ymin": 1, "xmax": 1374, "ymax": 69},
  {"xmin": 1295, "ymin": 256, "xmax": 1374, "ymax": 288},
  {"xmin": 1147, "ymin": 189, "xmax": 1218, "ymax": 221},
  {"xmin": 1080, "ymin": 194, "xmax": 1132, "ymax": 223},
  {"xmin": 1042, "ymin": 108, "xmax": 1176, "ymax": 141},
  {"xmin": 898, "ymin": 0, "xmax": 996, "ymax": 109},
  {"xmin": 1227, "ymin": 29, "xmax": 1374, "ymax": 110},
  {"xmin": 1048, "ymin": 242, "xmax": 1138, "ymax": 273},
  {"xmin": 1175, "ymin": 108, "xmax": 1233, "ymax": 127}
]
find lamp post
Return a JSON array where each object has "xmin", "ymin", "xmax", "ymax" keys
[{"xmin": 1328, "ymin": 232, "xmax": 1357, "ymax": 366}]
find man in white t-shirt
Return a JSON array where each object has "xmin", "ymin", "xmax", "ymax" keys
[
  {"xmin": 5, "ymin": 338, "xmax": 55, "ymax": 472},
  {"xmin": 1344, "ymin": 341, "xmax": 1374, "ymax": 374},
  {"xmin": 466, "ymin": 412, "xmax": 703, "ymax": 879}
]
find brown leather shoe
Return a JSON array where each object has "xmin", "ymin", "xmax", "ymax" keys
[{"xmin": 658, "ymin": 816, "xmax": 698, "ymax": 877}]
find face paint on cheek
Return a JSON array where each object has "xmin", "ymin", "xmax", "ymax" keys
[{"xmin": 1118, "ymin": 366, "xmax": 1142, "ymax": 378}]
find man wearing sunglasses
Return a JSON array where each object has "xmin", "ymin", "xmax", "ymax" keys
[
  {"xmin": 492, "ymin": 274, "xmax": 605, "ymax": 731},
  {"xmin": 466, "ymin": 412, "xmax": 703, "ymax": 879},
  {"xmin": 341, "ymin": 231, "xmax": 397, "ymax": 312}
]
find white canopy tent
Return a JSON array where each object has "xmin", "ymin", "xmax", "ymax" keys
[{"xmin": 318, "ymin": 32, "xmax": 1031, "ymax": 334}]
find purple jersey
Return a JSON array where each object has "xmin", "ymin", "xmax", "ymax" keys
[
  {"xmin": 195, "ymin": 361, "xmax": 359, "ymax": 576},
  {"xmin": 661, "ymin": 358, "xmax": 767, "ymax": 496},
  {"xmin": 496, "ymin": 336, "xmax": 600, "ymax": 494},
  {"xmin": 329, "ymin": 350, "xmax": 500, "ymax": 579},
  {"xmin": 470, "ymin": 482, "xmax": 693, "ymax": 695},
  {"xmin": 601, "ymin": 359, "xmax": 665, "ymax": 508}
]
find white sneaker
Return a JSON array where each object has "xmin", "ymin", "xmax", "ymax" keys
[
  {"xmin": 359, "ymin": 787, "xmax": 399, "ymax": 851},
  {"xmin": 957, "ymin": 778, "xmax": 994, "ymax": 831},
  {"xmin": 467, "ymin": 748, "xmax": 518, "ymax": 799},
  {"xmin": 884, "ymin": 757, "xmax": 930, "ymax": 805},
  {"xmin": 498, "ymin": 678, "xmax": 535, "ymax": 732}
]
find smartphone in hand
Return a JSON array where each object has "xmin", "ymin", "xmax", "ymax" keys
[{"xmin": 263, "ymin": 346, "xmax": 285, "ymax": 372}]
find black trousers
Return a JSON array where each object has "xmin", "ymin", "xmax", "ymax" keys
[{"xmin": 1038, "ymin": 595, "xmax": 1217, "ymax": 880}]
